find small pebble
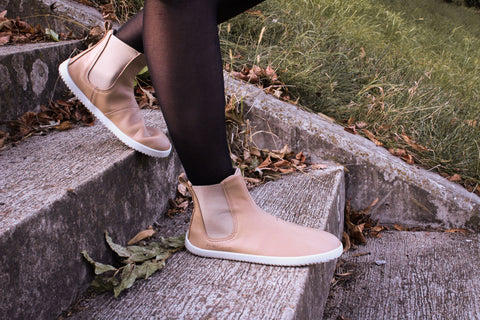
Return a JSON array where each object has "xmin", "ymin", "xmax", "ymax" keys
[
  {"xmin": 375, "ymin": 260, "xmax": 387, "ymax": 266},
  {"xmin": 466, "ymin": 239, "xmax": 473, "ymax": 242}
]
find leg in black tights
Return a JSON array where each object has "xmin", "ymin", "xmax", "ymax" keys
[
  {"xmin": 115, "ymin": 0, "xmax": 264, "ymax": 53},
  {"xmin": 136, "ymin": 0, "xmax": 264, "ymax": 185}
]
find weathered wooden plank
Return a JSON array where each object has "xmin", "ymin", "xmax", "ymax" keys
[
  {"xmin": 324, "ymin": 231, "xmax": 480, "ymax": 320},
  {"xmin": 70, "ymin": 167, "xmax": 345, "ymax": 320}
]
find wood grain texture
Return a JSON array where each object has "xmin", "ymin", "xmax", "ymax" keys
[
  {"xmin": 324, "ymin": 231, "xmax": 480, "ymax": 320},
  {"xmin": 71, "ymin": 167, "xmax": 345, "ymax": 320}
]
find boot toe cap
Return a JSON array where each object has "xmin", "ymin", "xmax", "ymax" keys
[{"xmin": 138, "ymin": 126, "xmax": 171, "ymax": 151}]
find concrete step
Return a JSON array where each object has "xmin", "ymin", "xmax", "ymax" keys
[
  {"xmin": 0, "ymin": 0, "xmax": 111, "ymax": 123},
  {"xmin": 1, "ymin": 0, "xmax": 105, "ymax": 37},
  {"xmin": 67, "ymin": 165, "xmax": 344, "ymax": 320},
  {"xmin": 224, "ymin": 73, "xmax": 480, "ymax": 231},
  {"xmin": 324, "ymin": 231, "xmax": 480, "ymax": 320},
  {"xmin": 0, "ymin": 40, "xmax": 83, "ymax": 123},
  {"xmin": 0, "ymin": 109, "xmax": 182, "ymax": 319}
]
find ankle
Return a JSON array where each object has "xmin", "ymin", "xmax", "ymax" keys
[{"xmin": 187, "ymin": 167, "xmax": 235, "ymax": 186}]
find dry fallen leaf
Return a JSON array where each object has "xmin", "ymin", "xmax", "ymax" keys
[
  {"xmin": 342, "ymin": 231, "xmax": 351, "ymax": 252},
  {"xmin": 465, "ymin": 120, "xmax": 477, "ymax": 127},
  {"xmin": 127, "ymin": 226, "xmax": 156, "ymax": 245},
  {"xmin": 449, "ymin": 174, "xmax": 462, "ymax": 182},
  {"xmin": 350, "ymin": 223, "xmax": 367, "ymax": 244},
  {"xmin": 273, "ymin": 159, "xmax": 290, "ymax": 168},
  {"xmin": 257, "ymin": 155, "xmax": 273, "ymax": 169},
  {"xmin": 344, "ymin": 126, "xmax": 356, "ymax": 134},
  {"xmin": 0, "ymin": 35, "xmax": 9, "ymax": 45},
  {"xmin": 231, "ymin": 71, "xmax": 250, "ymax": 82},
  {"xmin": 355, "ymin": 121, "xmax": 368, "ymax": 129},
  {"xmin": 55, "ymin": 121, "xmax": 74, "ymax": 131},
  {"xmin": 177, "ymin": 183, "xmax": 189, "ymax": 197},
  {"xmin": 4, "ymin": 98, "xmax": 94, "ymax": 146},
  {"xmin": 362, "ymin": 198, "xmax": 379, "ymax": 214},
  {"xmin": 362, "ymin": 129, "xmax": 383, "ymax": 146},
  {"xmin": 295, "ymin": 151, "xmax": 306, "ymax": 163},
  {"xmin": 401, "ymin": 133, "xmax": 429, "ymax": 152},
  {"xmin": 389, "ymin": 148, "xmax": 407, "ymax": 157},
  {"xmin": 311, "ymin": 163, "xmax": 328, "ymax": 170},
  {"xmin": 278, "ymin": 167, "xmax": 295, "ymax": 174},
  {"xmin": 445, "ymin": 228, "xmax": 469, "ymax": 234},
  {"xmin": 265, "ymin": 65, "xmax": 278, "ymax": 82},
  {"xmin": 358, "ymin": 47, "xmax": 366, "ymax": 59},
  {"xmin": 401, "ymin": 153, "xmax": 415, "ymax": 165}
]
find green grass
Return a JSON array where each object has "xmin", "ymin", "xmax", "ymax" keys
[
  {"xmin": 111, "ymin": 0, "xmax": 480, "ymax": 191},
  {"xmin": 219, "ymin": 0, "xmax": 480, "ymax": 191}
]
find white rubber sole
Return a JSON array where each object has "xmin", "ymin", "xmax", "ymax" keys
[
  {"xmin": 185, "ymin": 231, "xmax": 343, "ymax": 266},
  {"xmin": 58, "ymin": 58, "xmax": 171, "ymax": 158}
]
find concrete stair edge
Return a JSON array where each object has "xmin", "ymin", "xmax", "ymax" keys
[
  {"xmin": 0, "ymin": 0, "xmax": 116, "ymax": 123},
  {"xmin": 0, "ymin": 40, "xmax": 84, "ymax": 123},
  {"xmin": 1, "ymin": 0, "xmax": 106, "ymax": 36},
  {"xmin": 224, "ymin": 73, "xmax": 480, "ymax": 231},
  {"xmin": 67, "ymin": 166, "xmax": 345, "ymax": 320},
  {"xmin": 0, "ymin": 110, "xmax": 182, "ymax": 319}
]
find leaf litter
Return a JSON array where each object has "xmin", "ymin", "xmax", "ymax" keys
[
  {"xmin": 228, "ymin": 64, "xmax": 297, "ymax": 105},
  {"xmin": 0, "ymin": 98, "xmax": 94, "ymax": 149},
  {"xmin": 164, "ymin": 95, "xmax": 332, "ymax": 220},
  {"xmin": 3, "ymin": 18, "xmax": 477, "ymax": 197},
  {"xmin": 0, "ymin": 10, "xmax": 77, "ymax": 46},
  {"xmin": 335, "ymin": 198, "xmax": 472, "ymax": 287},
  {"xmin": 81, "ymin": 232, "xmax": 184, "ymax": 298},
  {"xmin": 342, "ymin": 197, "xmax": 472, "ymax": 254}
]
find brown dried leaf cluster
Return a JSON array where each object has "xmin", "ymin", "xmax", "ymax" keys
[
  {"xmin": 84, "ymin": 25, "xmax": 107, "ymax": 45},
  {"xmin": 98, "ymin": 3, "xmax": 117, "ymax": 21},
  {"xmin": 167, "ymin": 183, "xmax": 192, "ymax": 217},
  {"xmin": 234, "ymin": 144, "xmax": 311, "ymax": 188},
  {"xmin": 82, "ymin": 233, "xmax": 184, "ymax": 298},
  {"xmin": 343, "ymin": 117, "xmax": 433, "ymax": 167},
  {"xmin": 0, "ymin": 10, "xmax": 73, "ymax": 45},
  {"xmin": 165, "ymin": 97, "xmax": 328, "ymax": 218},
  {"xmin": 0, "ymin": 99, "xmax": 94, "ymax": 149},
  {"xmin": 71, "ymin": 0, "xmax": 117, "ymax": 21},
  {"xmin": 135, "ymin": 85, "xmax": 159, "ymax": 110},
  {"xmin": 227, "ymin": 64, "xmax": 296, "ymax": 104},
  {"xmin": 343, "ymin": 198, "xmax": 383, "ymax": 252},
  {"xmin": 225, "ymin": 97, "xmax": 328, "ymax": 188},
  {"xmin": 343, "ymin": 198, "xmax": 472, "ymax": 252}
]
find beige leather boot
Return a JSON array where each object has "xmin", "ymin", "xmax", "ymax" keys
[
  {"xmin": 59, "ymin": 28, "xmax": 171, "ymax": 157},
  {"xmin": 180, "ymin": 169, "xmax": 343, "ymax": 266}
]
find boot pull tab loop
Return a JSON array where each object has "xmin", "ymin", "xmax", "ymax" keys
[{"xmin": 104, "ymin": 20, "xmax": 112, "ymax": 32}]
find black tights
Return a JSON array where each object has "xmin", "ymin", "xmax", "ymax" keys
[{"xmin": 115, "ymin": 0, "xmax": 264, "ymax": 185}]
